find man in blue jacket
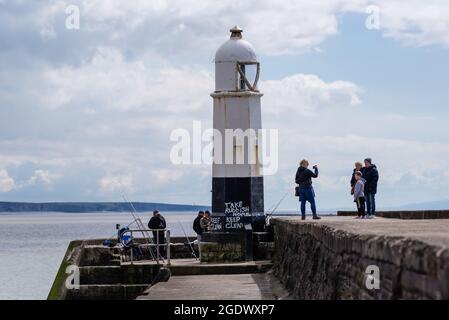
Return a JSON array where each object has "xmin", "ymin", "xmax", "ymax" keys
[{"xmin": 363, "ymin": 158, "xmax": 379, "ymax": 219}]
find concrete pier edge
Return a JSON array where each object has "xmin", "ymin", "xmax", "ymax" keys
[
  {"xmin": 48, "ymin": 240, "xmax": 84, "ymax": 300},
  {"xmin": 272, "ymin": 216, "xmax": 449, "ymax": 299},
  {"xmin": 337, "ymin": 209, "xmax": 449, "ymax": 219}
]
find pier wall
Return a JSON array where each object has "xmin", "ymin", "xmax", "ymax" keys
[
  {"xmin": 337, "ymin": 210, "xmax": 449, "ymax": 219},
  {"xmin": 272, "ymin": 218, "xmax": 449, "ymax": 299}
]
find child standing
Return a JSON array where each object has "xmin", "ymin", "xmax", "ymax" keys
[{"xmin": 354, "ymin": 171, "xmax": 366, "ymax": 219}]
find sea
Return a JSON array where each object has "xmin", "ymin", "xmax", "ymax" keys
[
  {"xmin": 0, "ymin": 210, "xmax": 331, "ymax": 300},
  {"xmin": 0, "ymin": 211, "xmax": 199, "ymax": 300}
]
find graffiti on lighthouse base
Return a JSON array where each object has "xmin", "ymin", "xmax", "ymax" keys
[
  {"xmin": 224, "ymin": 201, "xmax": 249, "ymax": 230},
  {"xmin": 225, "ymin": 216, "xmax": 244, "ymax": 230},
  {"xmin": 209, "ymin": 201, "xmax": 251, "ymax": 232},
  {"xmin": 210, "ymin": 216, "xmax": 223, "ymax": 231},
  {"xmin": 225, "ymin": 201, "xmax": 250, "ymax": 216}
]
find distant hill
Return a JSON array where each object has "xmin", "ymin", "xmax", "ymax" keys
[{"xmin": 0, "ymin": 202, "xmax": 210, "ymax": 213}]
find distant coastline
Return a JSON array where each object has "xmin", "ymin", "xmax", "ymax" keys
[{"xmin": 0, "ymin": 201, "xmax": 211, "ymax": 213}]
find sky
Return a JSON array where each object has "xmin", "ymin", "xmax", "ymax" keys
[{"xmin": 0, "ymin": 0, "xmax": 449, "ymax": 210}]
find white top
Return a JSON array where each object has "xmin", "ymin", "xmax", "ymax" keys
[{"xmin": 215, "ymin": 26, "xmax": 257, "ymax": 63}]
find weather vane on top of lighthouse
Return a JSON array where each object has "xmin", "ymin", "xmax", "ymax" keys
[{"xmin": 230, "ymin": 25, "xmax": 243, "ymax": 38}]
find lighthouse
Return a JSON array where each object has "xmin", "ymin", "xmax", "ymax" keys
[{"xmin": 201, "ymin": 27, "xmax": 264, "ymax": 262}]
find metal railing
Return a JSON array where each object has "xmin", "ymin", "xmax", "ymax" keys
[{"xmin": 120, "ymin": 228, "xmax": 171, "ymax": 265}]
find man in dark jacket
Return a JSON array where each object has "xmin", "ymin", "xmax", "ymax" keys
[
  {"xmin": 362, "ymin": 158, "xmax": 379, "ymax": 218},
  {"xmin": 148, "ymin": 210, "xmax": 166, "ymax": 256},
  {"xmin": 193, "ymin": 211, "xmax": 204, "ymax": 241},
  {"xmin": 295, "ymin": 159, "xmax": 320, "ymax": 220},
  {"xmin": 200, "ymin": 211, "xmax": 212, "ymax": 233}
]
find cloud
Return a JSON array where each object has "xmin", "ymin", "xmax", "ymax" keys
[
  {"xmin": 375, "ymin": 1, "xmax": 449, "ymax": 48},
  {"xmin": 262, "ymin": 74, "xmax": 362, "ymax": 116},
  {"xmin": 38, "ymin": 46, "xmax": 212, "ymax": 112},
  {"xmin": 99, "ymin": 174, "xmax": 134, "ymax": 193},
  {"xmin": 2, "ymin": 0, "xmax": 449, "ymax": 69},
  {"xmin": 0, "ymin": 169, "xmax": 15, "ymax": 192},
  {"xmin": 27, "ymin": 169, "xmax": 53, "ymax": 186},
  {"xmin": 74, "ymin": 0, "xmax": 346, "ymax": 55},
  {"xmin": 0, "ymin": 37, "xmax": 442, "ymax": 207},
  {"xmin": 0, "ymin": 167, "xmax": 57, "ymax": 193},
  {"xmin": 1, "ymin": 1, "xmax": 449, "ymax": 209},
  {"xmin": 31, "ymin": 46, "xmax": 360, "ymax": 118},
  {"xmin": 339, "ymin": 0, "xmax": 449, "ymax": 49},
  {"xmin": 151, "ymin": 169, "xmax": 184, "ymax": 185},
  {"xmin": 274, "ymin": 131, "xmax": 449, "ymax": 209},
  {"xmin": 0, "ymin": 33, "xmax": 365, "ymax": 203},
  {"xmin": 75, "ymin": 0, "xmax": 449, "ymax": 53}
]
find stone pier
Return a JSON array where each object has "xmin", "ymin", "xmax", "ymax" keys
[
  {"xmin": 50, "ymin": 215, "xmax": 449, "ymax": 300},
  {"xmin": 48, "ymin": 234, "xmax": 276, "ymax": 300},
  {"xmin": 271, "ymin": 216, "xmax": 449, "ymax": 299}
]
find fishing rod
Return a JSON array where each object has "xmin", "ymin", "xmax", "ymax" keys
[
  {"xmin": 119, "ymin": 188, "xmax": 160, "ymax": 262},
  {"xmin": 267, "ymin": 189, "xmax": 291, "ymax": 216},
  {"xmin": 263, "ymin": 188, "xmax": 291, "ymax": 228},
  {"xmin": 265, "ymin": 202, "xmax": 277, "ymax": 214},
  {"xmin": 178, "ymin": 221, "xmax": 198, "ymax": 260}
]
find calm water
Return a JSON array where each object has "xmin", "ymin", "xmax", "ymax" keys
[
  {"xmin": 0, "ymin": 210, "xmax": 332, "ymax": 300},
  {"xmin": 0, "ymin": 211, "xmax": 198, "ymax": 300}
]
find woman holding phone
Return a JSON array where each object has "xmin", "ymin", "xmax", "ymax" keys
[{"xmin": 295, "ymin": 159, "xmax": 321, "ymax": 220}]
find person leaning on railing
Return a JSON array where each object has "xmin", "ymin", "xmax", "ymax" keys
[
  {"xmin": 148, "ymin": 210, "xmax": 166, "ymax": 256},
  {"xmin": 193, "ymin": 211, "xmax": 204, "ymax": 241}
]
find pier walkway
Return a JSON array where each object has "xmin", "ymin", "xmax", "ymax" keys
[
  {"xmin": 138, "ymin": 216, "xmax": 449, "ymax": 300},
  {"xmin": 276, "ymin": 215, "xmax": 449, "ymax": 248},
  {"xmin": 137, "ymin": 272, "xmax": 291, "ymax": 300}
]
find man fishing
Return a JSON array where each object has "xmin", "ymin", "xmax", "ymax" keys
[
  {"xmin": 193, "ymin": 211, "xmax": 204, "ymax": 241},
  {"xmin": 200, "ymin": 211, "xmax": 212, "ymax": 233},
  {"xmin": 148, "ymin": 210, "xmax": 166, "ymax": 257}
]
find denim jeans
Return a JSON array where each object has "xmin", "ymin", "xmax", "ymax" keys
[
  {"xmin": 366, "ymin": 193, "xmax": 376, "ymax": 216},
  {"xmin": 299, "ymin": 187, "xmax": 317, "ymax": 218}
]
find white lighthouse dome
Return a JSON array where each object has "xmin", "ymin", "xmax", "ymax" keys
[
  {"xmin": 214, "ymin": 26, "xmax": 259, "ymax": 92},
  {"xmin": 215, "ymin": 26, "xmax": 257, "ymax": 63}
]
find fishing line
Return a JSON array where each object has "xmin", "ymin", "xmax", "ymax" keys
[
  {"xmin": 267, "ymin": 189, "xmax": 291, "ymax": 216},
  {"xmin": 178, "ymin": 221, "xmax": 198, "ymax": 260}
]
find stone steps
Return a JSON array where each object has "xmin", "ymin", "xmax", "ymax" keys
[
  {"xmin": 79, "ymin": 264, "xmax": 160, "ymax": 285},
  {"xmin": 167, "ymin": 260, "xmax": 272, "ymax": 276},
  {"xmin": 253, "ymin": 231, "xmax": 274, "ymax": 242},
  {"xmin": 253, "ymin": 241, "xmax": 274, "ymax": 260},
  {"xmin": 75, "ymin": 260, "xmax": 272, "ymax": 299}
]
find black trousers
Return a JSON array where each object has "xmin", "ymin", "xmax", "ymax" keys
[
  {"xmin": 356, "ymin": 197, "xmax": 366, "ymax": 217},
  {"xmin": 152, "ymin": 232, "xmax": 166, "ymax": 257}
]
